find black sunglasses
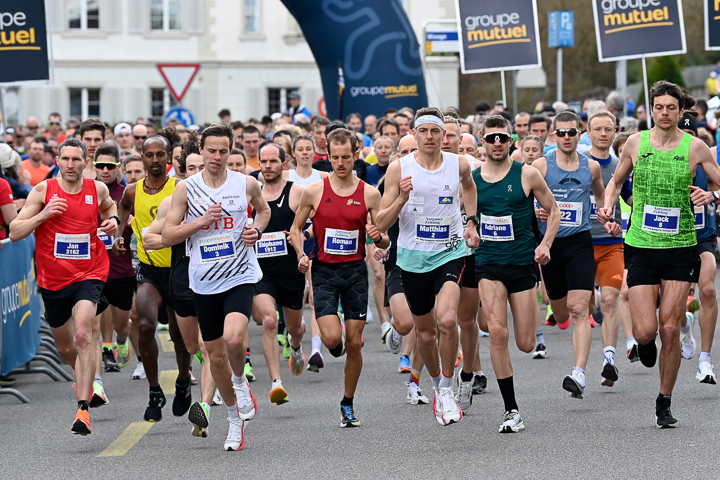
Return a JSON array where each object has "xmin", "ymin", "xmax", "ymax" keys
[
  {"xmin": 482, "ymin": 132, "xmax": 512, "ymax": 144},
  {"xmin": 134, "ymin": 135, "xmax": 147, "ymax": 140},
  {"xmin": 554, "ymin": 128, "xmax": 579, "ymax": 137},
  {"xmin": 48, "ymin": 121, "xmax": 61, "ymax": 127},
  {"xmin": 94, "ymin": 162, "xmax": 119, "ymax": 170}
]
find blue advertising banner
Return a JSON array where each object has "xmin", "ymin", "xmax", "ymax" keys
[
  {"xmin": 705, "ymin": 0, "xmax": 720, "ymax": 51},
  {"xmin": 0, "ymin": 0, "xmax": 51, "ymax": 83},
  {"xmin": 0, "ymin": 236, "xmax": 42, "ymax": 375},
  {"xmin": 281, "ymin": 0, "xmax": 427, "ymax": 120}
]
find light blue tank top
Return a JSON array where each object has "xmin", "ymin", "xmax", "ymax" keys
[{"xmin": 539, "ymin": 150, "xmax": 593, "ymax": 238}]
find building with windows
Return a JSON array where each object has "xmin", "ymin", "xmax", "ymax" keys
[{"xmin": 5, "ymin": 0, "xmax": 459, "ymax": 125}]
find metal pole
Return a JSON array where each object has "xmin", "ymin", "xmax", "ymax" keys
[
  {"xmin": 642, "ymin": 56, "xmax": 651, "ymax": 128},
  {"xmin": 0, "ymin": 87, "xmax": 6, "ymax": 143},
  {"xmin": 500, "ymin": 70, "xmax": 506, "ymax": 110},
  {"xmin": 512, "ymin": 70, "xmax": 518, "ymax": 115},
  {"xmin": 617, "ymin": 59, "xmax": 627, "ymax": 117},
  {"xmin": 556, "ymin": 48, "xmax": 563, "ymax": 103}
]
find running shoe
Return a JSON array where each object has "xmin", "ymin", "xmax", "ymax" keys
[
  {"xmin": 102, "ymin": 347, "xmax": 119, "ymax": 373},
  {"xmin": 270, "ymin": 379, "xmax": 289, "ymax": 405},
  {"xmin": 172, "ymin": 380, "xmax": 192, "ymax": 417},
  {"xmin": 638, "ymin": 339, "xmax": 658, "ymax": 368},
  {"xmin": 289, "ymin": 345, "xmax": 305, "ymax": 376},
  {"xmin": 455, "ymin": 351, "xmax": 463, "ymax": 368},
  {"xmin": 365, "ymin": 308, "xmax": 374, "ymax": 324},
  {"xmin": 455, "ymin": 377, "xmax": 473, "ymax": 414},
  {"xmin": 189, "ymin": 368, "xmax": 197, "ymax": 386},
  {"xmin": 132, "ymin": 362, "xmax": 146, "ymax": 380},
  {"xmin": 189, "ymin": 401, "xmax": 210, "ymax": 438},
  {"xmin": 157, "ymin": 323, "xmax": 169, "ymax": 331},
  {"xmin": 283, "ymin": 341, "xmax": 291, "ymax": 359},
  {"xmin": 433, "ymin": 388, "xmax": 444, "ymax": 425},
  {"xmin": 499, "ymin": 409, "xmax": 524, "ymax": 433},
  {"xmin": 115, "ymin": 342, "xmax": 132, "ymax": 369},
  {"xmin": 696, "ymin": 361, "xmax": 717, "ymax": 384},
  {"xmin": 144, "ymin": 390, "xmax": 167, "ymax": 422},
  {"xmin": 592, "ymin": 304, "xmax": 604, "ymax": 325},
  {"xmin": 195, "ymin": 350, "xmax": 204, "ymax": 365},
  {"xmin": 545, "ymin": 306, "xmax": 556, "ymax": 326},
  {"xmin": 687, "ymin": 295, "xmax": 700, "ymax": 313},
  {"xmin": 233, "ymin": 378, "xmax": 257, "ymax": 421},
  {"xmin": 479, "ymin": 329, "xmax": 490, "ymax": 337},
  {"xmin": 380, "ymin": 321, "xmax": 392, "ymax": 343},
  {"xmin": 89, "ymin": 381, "xmax": 109, "ymax": 408},
  {"xmin": 212, "ymin": 389, "xmax": 222, "ymax": 406},
  {"xmin": 601, "ymin": 358, "xmax": 619, "ymax": 387},
  {"xmin": 71, "ymin": 408, "xmax": 91, "ymax": 436},
  {"xmin": 562, "ymin": 369, "xmax": 585, "ymax": 399},
  {"xmin": 387, "ymin": 327, "xmax": 402, "ymax": 354},
  {"xmin": 627, "ymin": 340, "xmax": 640, "ymax": 363},
  {"xmin": 436, "ymin": 387, "xmax": 462, "ymax": 425},
  {"xmin": 224, "ymin": 417, "xmax": 245, "ymax": 451},
  {"xmin": 406, "ymin": 380, "xmax": 429, "ymax": 405},
  {"xmin": 398, "ymin": 355, "xmax": 411, "ymax": 373},
  {"xmin": 471, "ymin": 374, "xmax": 487, "ymax": 394},
  {"xmin": 655, "ymin": 396, "xmax": 678, "ymax": 428},
  {"xmin": 681, "ymin": 313, "xmax": 696, "ymax": 360},
  {"xmin": 589, "ymin": 315, "xmax": 597, "ymax": 328},
  {"xmin": 306, "ymin": 350, "xmax": 324, "ymax": 372},
  {"xmin": 244, "ymin": 361, "xmax": 255, "ymax": 382},
  {"xmin": 340, "ymin": 404, "xmax": 360, "ymax": 427},
  {"xmin": 532, "ymin": 343, "xmax": 547, "ymax": 359},
  {"xmin": 556, "ymin": 316, "xmax": 571, "ymax": 330},
  {"xmin": 277, "ymin": 331, "xmax": 287, "ymax": 347}
]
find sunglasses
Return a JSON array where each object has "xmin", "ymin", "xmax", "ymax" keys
[
  {"xmin": 94, "ymin": 162, "xmax": 119, "ymax": 170},
  {"xmin": 482, "ymin": 132, "xmax": 512, "ymax": 144},
  {"xmin": 48, "ymin": 122, "xmax": 61, "ymax": 127},
  {"xmin": 27, "ymin": 125, "xmax": 39, "ymax": 130},
  {"xmin": 554, "ymin": 128, "xmax": 579, "ymax": 137},
  {"xmin": 134, "ymin": 135, "xmax": 147, "ymax": 140}
]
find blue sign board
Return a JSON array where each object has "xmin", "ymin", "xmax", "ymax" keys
[
  {"xmin": 163, "ymin": 107, "xmax": 195, "ymax": 128},
  {"xmin": 549, "ymin": 11, "xmax": 574, "ymax": 48}
]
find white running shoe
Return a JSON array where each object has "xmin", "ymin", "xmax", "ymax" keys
[
  {"xmin": 380, "ymin": 322, "xmax": 392, "ymax": 343},
  {"xmin": 212, "ymin": 389, "xmax": 222, "ymax": 406},
  {"xmin": 439, "ymin": 387, "xmax": 462, "ymax": 425},
  {"xmin": 406, "ymin": 380, "xmax": 429, "ymax": 405},
  {"xmin": 681, "ymin": 313, "xmax": 696, "ymax": 360},
  {"xmin": 562, "ymin": 369, "xmax": 585, "ymax": 399},
  {"xmin": 387, "ymin": 327, "xmax": 403, "ymax": 354},
  {"xmin": 232, "ymin": 379, "xmax": 257, "ymax": 421},
  {"xmin": 433, "ymin": 388, "xmax": 444, "ymax": 425},
  {"xmin": 289, "ymin": 345, "xmax": 305, "ymax": 376},
  {"xmin": 224, "ymin": 417, "xmax": 245, "ymax": 451},
  {"xmin": 366, "ymin": 308, "xmax": 374, "ymax": 324},
  {"xmin": 499, "ymin": 409, "xmax": 524, "ymax": 433},
  {"xmin": 455, "ymin": 377, "xmax": 473, "ymax": 414},
  {"xmin": 131, "ymin": 362, "xmax": 146, "ymax": 380},
  {"xmin": 696, "ymin": 361, "xmax": 717, "ymax": 384}
]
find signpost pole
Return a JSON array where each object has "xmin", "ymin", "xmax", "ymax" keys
[
  {"xmin": 0, "ymin": 88, "xmax": 6, "ymax": 143},
  {"xmin": 557, "ymin": 48, "xmax": 563, "ymax": 103},
  {"xmin": 500, "ymin": 70, "xmax": 507, "ymax": 110},
  {"xmin": 642, "ymin": 55, "xmax": 651, "ymax": 128},
  {"xmin": 617, "ymin": 59, "xmax": 627, "ymax": 116},
  {"xmin": 512, "ymin": 70, "xmax": 518, "ymax": 115}
]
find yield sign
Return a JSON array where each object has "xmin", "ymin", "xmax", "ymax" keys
[{"xmin": 157, "ymin": 64, "xmax": 200, "ymax": 102}]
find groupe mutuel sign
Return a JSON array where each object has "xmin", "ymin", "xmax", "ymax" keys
[
  {"xmin": 463, "ymin": 12, "xmax": 530, "ymax": 48},
  {"xmin": 0, "ymin": 1, "xmax": 50, "ymax": 84},
  {"xmin": 0, "ymin": 11, "xmax": 40, "ymax": 51},
  {"xmin": 600, "ymin": 0, "xmax": 672, "ymax": 30}
]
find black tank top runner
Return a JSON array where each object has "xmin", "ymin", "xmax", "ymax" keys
[{"xmin": 254, "ymin": 181, "xmax": 304, "ymax": 278}]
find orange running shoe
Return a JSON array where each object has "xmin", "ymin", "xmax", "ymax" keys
[
  {"xmin": 455, "ymin": 351, "xmax": 463, "ymax": 368},
  {"xmin": 71, "ymin": 408, "xmax": 91, "ymax": 436}
]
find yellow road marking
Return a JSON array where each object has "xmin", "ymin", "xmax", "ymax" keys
[
  {"xmin": 159, "ymin": 332, "xmax": 174, "ymax": 353},
  {"xmin": 159, "ymin": 369, "xmax": 179, "ymax": 394},
  {"xmin": 98, "ymin": 422, "xmax": 153, "ymax": 457}
]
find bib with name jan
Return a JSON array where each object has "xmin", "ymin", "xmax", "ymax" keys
[
  {"xmin": 198, "ymin": 234, "xmax": 237, "ymax": 263},
  {"xmin": 415, "ymin": 216, "xmax": 452, "ymax": 243},
  {"xmin": 55, "ymin": 233, "xmax": 91, "ymax": 260},
  {"xmin": 642, "ymin": 205, "xmax": 680, "ymax": 234},
  {"xmin": 324, "ymin": 228, "xmax": 359, "ymax": 255},
  {"xmin": 256, "ymin": 231, "xmax": 288, "ymax": 258},
  {"xmin": 97, "ymin": 230, "xmax": 114, "ymax": 250},
  {"xmin": 480, "ymin": 214, "xmax": 514, "ymax": 242},
  {"xmin": 558, "ymin": 202, "xmax": 583, "ymax": 227},
  {"xmin": 694, "ymin": 205, "xmax": 705, "ymax": 230}
]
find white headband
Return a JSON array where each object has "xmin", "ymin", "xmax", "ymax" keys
[{"xmin": 414, "ymin": 115, "xmax": 445, "ymax": 130}]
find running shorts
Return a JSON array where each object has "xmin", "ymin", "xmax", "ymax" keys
[
  {"xmin": 102, "ymin": 276, "xmax": 136, "ymax": 311},
  {"xmin": 194, "ymin": 284, "xmax": 255, "ymax": 342},
  {"xmin": 593, "ymin": 243, "xmax": 624, "ymax": 291},
  {"xmin": 312, "ymin": 260, "xmax": 368, "ymax": 321},
  {"xmin": 625, "ymin": 244, "xmax": 701, "ymax": 288},
  {"xmin": 698, "ymin": 237, "xmax": 717, "ymax": 256},
  {"xmin": 400, "ymin": 257, "xmax": 464, "ymax": 316},
  {"xmin": 461, "ymin": 254, "xmax": 477, "ymax": 289},
  {"xmin": 384, "ymin": 264, "xmax": 403, "ymax": 308},
  {"xmin": 475, "ymin": 264, "xmax": 537, "ymax": 295},
  {"xmin": 541, "ymin": 230, "xmax": 595, "ymax": 300},
  {"xmin": 254, "ymin": 275, "xmax": 305, "ymax": 310},
  {"xmin": 136, "ymin": 263, "xmax": 173, "ymax": 306},
  {"xmin": 40, "ymin": 279, "xmax": 107, "ymax": 329}
]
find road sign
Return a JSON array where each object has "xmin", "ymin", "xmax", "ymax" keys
[
  {"xmin": 549, "ymin": 11, "xmax": 574, "ymax": 48},
  {"xmin": 426, "ymin": 31, "xmax": 460, "ymax": 56},
  {"xmin": 157, "ymin": 64, "xmax": 200, "ymax": 102},
  {"xmin": 163, "ymin": 107, "xmax": 195, "ymax": 128}
]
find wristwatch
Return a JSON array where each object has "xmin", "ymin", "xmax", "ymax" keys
[
  {"xmin": 712, "ymin": 191, "xmax": 719, "ymax": 202},
  {"xmin": 303, "ymin": 230, "xmax": 311, "ymax": 240},
  {"xmin": 109, "ymin": 215, "xmax": 121, "ymax": 227},
  {"xmin": 466, "ymin": 215, "xmax": 479, "ymax": 226},
  {"xmin": 254, "ymin": 227, "xmax": 263, "ymax": 239}
]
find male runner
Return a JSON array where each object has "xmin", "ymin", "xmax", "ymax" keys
[
  {"xmin": 79, "ymin": 118, "xmax": 106, "ymax": 179},
  {"xmin": 163, "ymin": 123, "xmax": 270, "ymax": 450},
  {"xmin": 474, "ymin": 115, "xmax": 559, "ymax": 432},
  {"xmin": 377, "ymin": 107, "xmax": 481, "ymax": 426},
  {"xmin": 509, "ymin": 111, "xmax": 530, "ymax": 159},
  {"xmin": 116, "ymin": 132, "xmax": 192, "ymax": 422},
  {"xmin": 533, "ymin": 111, "xmax": 606, "ymax": 399},
  {"xmin": 241, "ymin": 125, "xmax": 262, "ymax": 172},
  {"xmin": 600, "ymin": 81, "xmax": 720, "ymax": 427},
  {"xmin": 253, "ymin": 143, "xmax": 306, "ymax": 405},
  {"xmin": 10, "ymin": 138, "xmax": 119, "ymax": 435},
  {"xmin": 290, "ymin": 127, "xmax": 388, "ymax": 427}
]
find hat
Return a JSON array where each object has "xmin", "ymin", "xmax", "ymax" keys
[
  {"xmin": 711, "ymin": 72, "xmax": 718, "ymax": 78},
  {"xmin": 43, "ymin": 145, "xmax": 55, "ymax": 154},
  {"xmin": 288, "ymin": 90, "xmax": 301, "ymax": 100},
  {"xmin": 578, "ymin": 112, "xmax": 588, "ymax": 122},
  {"xmin": 680, "ymin": 113, "xmax": 698, "ymax": 136},
  {"xmin": 0, "ymin": 144, "xmax": 15, "ymax": 169},
  {"xmin": 113, "ymin": 122, "xmax": 132, "ymax": 135}
]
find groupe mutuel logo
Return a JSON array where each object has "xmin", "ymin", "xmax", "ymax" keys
[
  {"xmin": 463, "ymin": 11, "xmax": 529, "ymax": 47},
  {"xmin": 349, "ymin": 84, "xmax": 418, "ymax": 99},
  {"xmin": 0, "ymin": 10, "xmax": 40, "ymax": 50},
  {"xmin": 599, "ymin": 0, "xmax": 670, "ymax": 30}
]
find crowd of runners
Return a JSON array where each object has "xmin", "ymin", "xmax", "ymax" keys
[{"xmin": 3, "ymin": 80, "xmax": 720, "ymax": 450}]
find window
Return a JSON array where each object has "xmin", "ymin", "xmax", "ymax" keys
[
  {"xmin": 151, "ymin": 0, "xmax": 182, "ymax": 31},
  {"xmin": 244, "ymin": 0, "xmax": 260, "ymax": 33},
  {"xmin": 268, "ymin": 87, "xmax": 299, "ymax": 115},
  {"xmin": 70, "ymin": 88, "xmax": 101, "ymax": 120},
  {"xmin": 68, "ymin": 0, "xmax": 100, "ymax": 30},
  {"xmin": 151, "ymin": 88, "xmax": 179, "ymax": 119}
]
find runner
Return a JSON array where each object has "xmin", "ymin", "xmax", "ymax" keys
[
  {"xmin": 79, "ymin": 118, "xmax": 106, "ymax": 179},
  {"xmin": 600, "ymin": 81, "xmax": 720, "ymax": 427},
  {"xmin": 10, "ymin": 138, "xmax": 119, "ymax": 435},
  {"xmin": 474, "ymin": 115, "xmax": 560, "ymax": 432},
  {"xmin": 533, "ymin": 111, "xmax": 606, "ymax": 399},
  {"xmin": 163, "ymin": 123, "xmax": 269, "ymax": 450},
  {"xmin": 519, "ymin": 135, "xmax": 545, "ymax": 165},
  {"xmin": 377, "ymin": 107, "xmax": 481, "ymax": 426},
  {"xmin": 253, "ymin": 142, "xmax": 306, "ymax": 405},
  {"xmin": 116, "ymin": 130, "xmax": 192, "ymax": 422},
  {"xmin": 290, "ymin": 127, "xmax": 388, "ymax": 427}
]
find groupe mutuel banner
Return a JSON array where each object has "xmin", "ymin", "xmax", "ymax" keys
[
  {"xmin": 705, "ymin": 0, "xmax": 720, "ymax": 50},
  {"xmin": 592, "ymin": 0, "xmax": 686, "ymax": 62},
  {"xmin": 455, "ymin": 0, "xmax": 542, "ymax": 74},
  {"xmin": 0, "ymin": 0, "xmax": 51, "ymax": 83}
]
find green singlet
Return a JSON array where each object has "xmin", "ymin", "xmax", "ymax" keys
[{"xmin": 625, "ymin": 130, "xmax": 696, "ymax": 249}]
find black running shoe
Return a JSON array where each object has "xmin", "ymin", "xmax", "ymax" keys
[
  {"xmin": 144, "ymin": 390, "xmax": 167, "ymax": 422},
  {"xmin": 601, "ymin": 361, "xmax": 619, "ymax": 387},
  {"xmin": 102, "ymin": 348, "xmax": 119, "ymax": 373},
  {"xmin": 471, "ymin": 374, "xmax": 487, "ymax": 394},
  {"xmin": 340, "ymin": 405, "xmax": 360, "ymax": 428},
  {"xmin": 592, "ymin": 305, "xmax": 604, "ymax": 325},
  {"xmin": 638, "ymin": 340, "xmax": 658, "ymax": 368},
  {"xmin": 172, "ymin": 381, "xmax": 192, "ymax": 417},
  {"xmin": 627, "ymin": 343, "xmax": 640, "ymax": 363},
  {"xmin": 655, "ymin": 396, "xmax": 678, "ymax": 429}
]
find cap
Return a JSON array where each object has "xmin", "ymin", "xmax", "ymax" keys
[
  {"xmin": 0, "ymin": 143, "xmax": 16, "ymax": 169},
  {"xmin": 495, "ymin": 100, "xmax": 504, "ymax": 106},
  {"xmin": 711, "ymin": 72, "xmax": 718, "ymax": 78},
  {"xmin": 578, "ymin": 112, "xmax": 588, "ymax": 122},
  {"xmin": 43, "ymin": 145, "xmax": 55, "ymax": 154},
  {"xmin": 680, "ymin": 113, "xmax": 698, "ymax": 136},
  {"xmin": 113, "ymin": 122, "xmax": 132, "ymax": 135},
  {"xmin": 288, "ymin": 90, "xmax": 301, "ymax": 100}
]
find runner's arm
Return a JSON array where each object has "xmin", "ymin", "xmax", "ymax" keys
[
  {"xmin": 691, "ymin": 138, "xmax": 720, "ymax": 206},
  {"xmin": 290, "ymin": 183, "xmax": 318, "ymax": 260},
  {"xmin": 365, "ymin": 186, "xmax": 390, "ymax": 249},
  {"xmin": 526, "ymin": 167, "xmax": 560, "ymax": 248},
  {"xmin": 116, "ymin": 183, "xmax": 135, "ymax": 234},
  {"xmin": 601, "ymin": 133, "xmax": 638, "ymax": 222},
  {"xmin": 144, "ymin": 196, "xmax": 172, "ymax": 250},
  {"xmin": 162, "ymin": 181, "xmax": 203, "ymax": 245},
  {"xmin": 289, "ymin": 183, "xmax": 305, "ymax": 213},
  {"xmin": 247, "ymin": 176, "xmax": 270, "ymax": 232},
  {"xmin": 589, "ymin": 161, "xmax": 606, "ymax": 211},
  {"xmin": 375, "ymin": 161, "xmax": 405, "ymax": 232},
  {"xmin": 9, "ymin": 182, "xmax": 58, "ymax": 242}
]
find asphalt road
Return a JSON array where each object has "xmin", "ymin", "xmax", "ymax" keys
[{"xmin": 2, "ymin": 276, "xmax": 719, "ymax": 479}]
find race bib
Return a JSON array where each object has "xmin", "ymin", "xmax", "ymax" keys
[
  {"xmin": 54, "ymin": 233, "xmax": 91, "ymax": 260},
  {"xmin": 415, "ymin": 216, "xmax": 452, "ymax": 243},
  {"xmin": 621, "ymin": 211, "xmax": 630, "ymax": 235},
  {"xmin": 590, "ymin": 195, "xmax": 614, "ymax": 221},
  {"xmin": 480, "ymin": 214, "xmax": 514, "ymax": 242},
  {"xmin": 694, "ymin": 205, "xmax": 705, "ymax": 230},
  {"xmin": 97, "ymin": 230, "xmax": 113, "ymax": 250},
  {"xmin": 255, "ymin": 231, "xmax": 288, "ymax": 258},
  {"xmin": 641, "ymin": 205, "xmax": 680, "ymax": 234},
  {"xmin": 198, "ymin": 233, "xmax": 237, "ymax": 263},
  {"xmin": 324, "ymin": 228, "xmax": 359, "ymax": 255},
  {"xmin": 558, "ymin": 202, "xmax": 583, "ymax": 227}
]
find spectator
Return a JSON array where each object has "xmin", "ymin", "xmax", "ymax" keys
[
  {"xmin": 45, "ymin": 112, "xmax": 66, "ymax": 143},
  {"xmin": 25, "ymin": 116, "xmax": 40, "ymax": 135},
  {"xmin": 1, "ymin": 143, "xmax": 31, "ymax": 199},
  {"xmin": 114, "ymin": 122, "xmax": 133, "ymax": 150},
  {"xmin": 288, "ymin": 91, "xmax": 311, "ymax": 121},
  {"xmin": 606, "ymin": 91, "xmax": 625, "ymax": 118},
  {"xmin": 364, "ymin": 114, "xmax": 377, "ymax": 136},
  {"xmin": 706, "ymin": 71, "xmax": 719, "ymax": 98},
  {"xmin": 218, "ymin": 108, "xmax": 231, "ymax": 123},
  {"xmin": 132, "ymin": 124, "xmax": 148, "ymax": 151}
]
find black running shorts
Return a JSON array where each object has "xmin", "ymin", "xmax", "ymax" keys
[
  {"xmin": 384, "ymin": 264, "xmax": 403, "ymax": 308},
  {"xmin": 136, "ymin": 263, "xmax": 173, "ymax": 306},
  {"xmin": 540, "ymin": 230, "xmax": 595, "ymax": 300},
  {"xmin": 461, "ymin": 254, "xmax": 477, "ymax": 289},
  {"xmin": 475, "ymin": 264, "xmax": 538, "ymax": 295},
  {"xmin": 697, "ymin": 237, "xmax": 717, "ymax": 257},
  {"xmin": 400, "ymin": 257, "xmax": 464, "ymax": 316},
  {"xmin": 625, "ymin": 244, "xmax": 701, "ymax": 288},
  {"xmin": 194, "ymin": 284, "xmax": 255, "ymax": 342},
  {"xmin": 312, "ymin": 260, "xmax": 368, "ymax": 321},
  {"xmin": 102, "ymin": 276, "xmax": 136, "ymax": 311},
  {"xmin": 40, "ymin": 279, "xmax": 107, "ymax": 329},
  {"xmin": 254, "ymin": 275, "xmax": 305, "ymax": 310}
]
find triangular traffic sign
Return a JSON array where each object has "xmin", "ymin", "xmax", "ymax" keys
[{"xmin": 157, "ymin": 64, "xmax": 200, "ymax": 102}]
